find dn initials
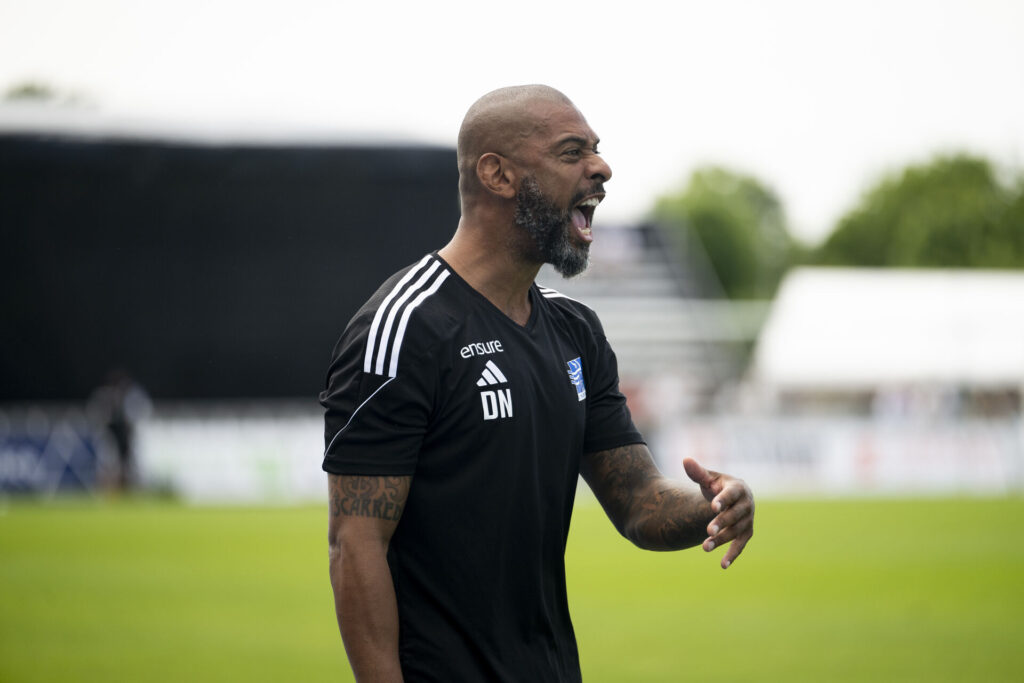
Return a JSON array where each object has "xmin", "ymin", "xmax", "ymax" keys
[{"xmin": 480, "ymin": 389, "xmax": 513, "ymax": 420}]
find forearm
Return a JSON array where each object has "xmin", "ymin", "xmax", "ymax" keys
[
  {"xmin": 329, "ymin": 538, "xmax": 404, "ymax": 682},
  {"xmin": 582, "ymin": 443, "xmax": 713, "ymax": 551},
  {"xmin": 620, "ymin": 478, "xmax": 714, "ymax": 550},
  {"xmin": 583, "ymin": 445, "xmax": 755, "ymax": 567}
]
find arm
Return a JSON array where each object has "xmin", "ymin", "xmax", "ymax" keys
[
  {"xmin": 328, "ymin": 473, "xmax": 411, "ymax": 682},
  {"xmin": 580, "ymin": 443, "xmax": 754, "ymax": 568}
]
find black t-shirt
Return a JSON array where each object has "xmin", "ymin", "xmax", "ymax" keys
[{"xmin": 321, "ymin": 252, "xmax": 643, "ymax": 682}]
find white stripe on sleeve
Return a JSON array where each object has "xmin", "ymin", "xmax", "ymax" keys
[
  {"xmin": 388, "ymin": 270, "xmax": 450, "ymax": 378},
  {"xmin": 374, "ymin": 261, "xmax": 441, "ymax": 376},
  {"xmin": 363, "ymin": 255, "xmax": 433, "ymax": 374}
]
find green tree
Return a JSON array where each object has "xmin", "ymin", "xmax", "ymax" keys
[
  {"xmin": 815, "ymin": 154, "xmax": 1024, "ymax": 268},
  {"xmin": 3, "ymin": 80, "xmax": 89, "ymax": 106},
  {"xmin": 5, "ymin": 82, "xmax": 53, "ymax": 101},
  {"xmin": 652, "ymin": 166, "xmax": 794, "ymax": 299}
]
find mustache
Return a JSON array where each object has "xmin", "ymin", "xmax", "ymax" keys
[{"xmin": 569, "ymin": 183, "xmax": 605, "ymax": 207}]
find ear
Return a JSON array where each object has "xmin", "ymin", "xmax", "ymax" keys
[{"xmin": 476, "ymin": 153, "xmax": 519, "ymax": 199}]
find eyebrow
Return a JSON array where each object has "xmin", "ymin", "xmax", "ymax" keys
[{"xmin": 554, "ymin": 135, "xmax": 600, "ymax": 149}]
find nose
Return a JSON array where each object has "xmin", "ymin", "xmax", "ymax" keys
[{"xmin": 588, "ymin": 154, "xmax": 612, "ymax": 183}]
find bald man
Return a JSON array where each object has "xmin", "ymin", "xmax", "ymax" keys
[{"xmin": 321, "ymin": 85, "xmax": 754, "ymax": 682}]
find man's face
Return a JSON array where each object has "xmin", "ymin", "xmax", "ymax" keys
[{"xmin": 510, "ymin": 102, "xmax": 612, "ymax": 278}]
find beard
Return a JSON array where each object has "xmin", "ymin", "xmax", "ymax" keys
[{"xmin": 513, "ymin": 175, "xmax": 591, "ymax": 278}]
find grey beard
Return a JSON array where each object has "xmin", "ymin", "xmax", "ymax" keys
[{"xmin": 513, "ymin": 176, "xmax": 590, "ymax": 278}]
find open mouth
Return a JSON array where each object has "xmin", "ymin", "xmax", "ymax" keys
[{"xmin": 571, "ymin": 195, "xmax": 602, "ymax": 243}]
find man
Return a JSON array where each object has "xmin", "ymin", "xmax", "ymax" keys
[{"xmin": 321, "ymin": 85, "xmax": 754, "ymax": 682}]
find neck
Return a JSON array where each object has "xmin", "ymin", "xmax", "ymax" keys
[{"xmin": 439, "ymin": 216, "xmax": 541, "ymax": 327}]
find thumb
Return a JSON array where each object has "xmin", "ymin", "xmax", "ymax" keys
[{"xmin": 682, "ymin": 457, "xmax": 714, "ymax": 487}]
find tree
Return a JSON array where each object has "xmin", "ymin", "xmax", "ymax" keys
[
  {"xmin": 4, "ymin": 81, "xmax": 58, "ymax": 101},
  {"xmin": 3, "ymin": 80, "xmax": 90, "ymax": 107},
  {"xmin": 652, "ymin": 166, "xmax": 794, "ymax": 299},
  {"xmin": 814, "ymin": 154, "xmax": 1024, "ymax": 268}
]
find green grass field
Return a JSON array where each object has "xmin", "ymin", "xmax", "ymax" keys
[{"xmin": 1, "ymin": 495, "xmax": 1022, "ymax": 682}]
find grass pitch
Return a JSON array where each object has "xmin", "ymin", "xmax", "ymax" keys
[{"xmin": 1, "ymin": 496, "xmax": 1022, "ymax": 682}]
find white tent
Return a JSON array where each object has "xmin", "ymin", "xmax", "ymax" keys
[{"xmin": 750, "ymin": 267, "xmax": 1024, "ymax": 390}]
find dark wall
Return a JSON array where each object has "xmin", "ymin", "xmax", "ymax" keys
[{"xmin": 1, "ymin": 135, "xmax": 460, "ymax": 400}]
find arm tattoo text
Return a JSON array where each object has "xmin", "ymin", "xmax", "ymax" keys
[{"xmin": 330, "ymin": 476, "xmax": 405, "ymax": 522}]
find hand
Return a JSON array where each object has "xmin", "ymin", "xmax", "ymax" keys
[{"xmin": 683, "ymin": 457, "xmax": 754, "ymax": 569}]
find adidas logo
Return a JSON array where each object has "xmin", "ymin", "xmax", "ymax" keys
[
  {"xmin": 476, "ymin": 360, "xmax": 508, "ymax": 387},
  {"xmin": 476, "ymin": 360, "xmax": 513, "ymax": 420}
]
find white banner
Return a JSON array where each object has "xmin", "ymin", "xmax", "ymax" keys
[
  {"xmin": 136, "ymin": 406, "xmax": 325, "ymax": 503},
  {"xmin": 128, "ymin": 409, "xmax": 1024, "ymax": 503},
  {"xmin": 656, "ymin": 416, "xmax": 1024, "ymax": 497}
]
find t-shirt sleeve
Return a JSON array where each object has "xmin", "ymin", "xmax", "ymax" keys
[
  {"xmin": 582, "ymin": 313, "xmax": 645, "ymax": 454},
  {"xmin": 319, "ymin": 314, "xmax": 434, "ymax": 476}
]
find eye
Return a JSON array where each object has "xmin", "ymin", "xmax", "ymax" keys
[{"xmin": 563, "ymin": 148, "xmax": 582, "ymax": 158}]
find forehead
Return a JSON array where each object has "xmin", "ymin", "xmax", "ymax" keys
[{"xmin": 524, "ymin": 100, "xmax": 598, "ymax": 147}]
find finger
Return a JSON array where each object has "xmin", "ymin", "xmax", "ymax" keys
[
  {"xmin": 706, "ymin": 517, "xmax": 751, "ymax": 551},
  {"xmin": 720, "ymin": 531, "xmax": 752, "ymax": 569},
  {"xmin": 705, "ymin": 503, "xmax": 754, "ymax": 549},
  {"xmin": 710, "ymin": 482, "xmax": 744, "ymax": 513},
  {"xmin": 682, "ymin": 457, "xmax": 718, "ymax": 488},
  {"xmin": 707, "ymin": 495, "xmax": 753, "ymax": 536},
  {"xmin": 703, "ymin": 526, "xmax": 751, "ymax": 562}
]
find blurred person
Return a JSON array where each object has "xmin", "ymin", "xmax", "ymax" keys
[
  {"xmin": 320, "ymin": 85, "xmax": 754, "ymax": 682},
  {"xmin": 88, "ymin": 369, "xmax": 151, "ymax": 491}
]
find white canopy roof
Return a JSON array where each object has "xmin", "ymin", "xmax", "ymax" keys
[{"xmin": 751, "ymin": 267, "xmax": 1024, "ymax": 390}]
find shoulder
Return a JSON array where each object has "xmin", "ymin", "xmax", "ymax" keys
[
  {"xmin": 343, "ymin": 254, "xmax": 461, "ymax": 378},
  {"xmin": 535, "ymin": 283, "xmax": 607, "ymax": 337}
]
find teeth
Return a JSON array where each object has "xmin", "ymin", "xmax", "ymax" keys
[{"xmin": 578, "ymin": 197, "xmax": 601, "ymax": 208}]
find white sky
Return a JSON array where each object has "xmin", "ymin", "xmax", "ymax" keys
[{"xmin": 2, "ymin": 0, "xmax": 1023, "ymax": 243}]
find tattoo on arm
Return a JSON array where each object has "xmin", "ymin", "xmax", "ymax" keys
[
  {"xmin": 582, "ymin": 444, "xmax": 659, "ymax": 521},
  {"xmin": 329, "ymin": 476, "xmax": 406, "ymax": 522},
  {"xmin": 583, "ymin": 444, "xmax": 711, "ymax": 550},
  {"xmin": 633, "ymin": 483, "xmax": 710, "ymax": 550}
]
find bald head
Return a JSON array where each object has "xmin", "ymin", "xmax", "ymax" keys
[{"xmin": 457, "ymin": 85, "xmax": 576, "ymax": 203}]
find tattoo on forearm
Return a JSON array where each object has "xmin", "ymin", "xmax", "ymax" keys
[
  {"xmin": 638, "ymin": 485, "xmax": 709, "ymax": 549},
  {"xmin": 585, "ymin": 444, "xmax": 659, "ymax": 517},
  {"xmin": 330, "ymin": 476, "xmax": 405, "ymax": 521},
  {"xmin": 585, "ymin": 444, "xmax": 711, "ymax": 550}
]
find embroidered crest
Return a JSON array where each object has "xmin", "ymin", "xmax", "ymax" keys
[{"xmin": 566, "ymin": 357, "xmax": 586, "ymax": 401}]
